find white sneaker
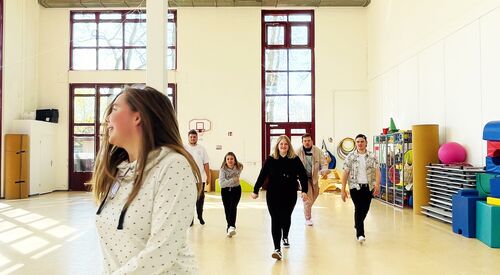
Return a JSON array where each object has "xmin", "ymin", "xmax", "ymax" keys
[
  {"xmin": 227, "ymin": 226, "xmax": 236, "ymax": 237},
  {"xmin": 271, "ymin": 249, "xmax": 282, "ymax": 260},
  {"xmin": 305, "ymin": 219, "xmax": 313, "ymax": 226},
  {"xmin": 357, "ymin": 236, "xmax": 366, "ymax": 244}
]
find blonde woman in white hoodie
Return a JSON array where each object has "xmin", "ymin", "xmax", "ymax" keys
[{"xmin": 92, "ymin": 86, "xmax": 202, "ymax": 275}]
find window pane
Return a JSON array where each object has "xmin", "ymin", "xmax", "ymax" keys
[
  {"xmin": 126, "ymin": 12, "xmax": 146, "ymax": 20},
  {"xmin": 72, "ymin": 49, "xmax": 96, "ymax": 70},
  {"xmin": 100, "ymin": 13, "xmax": 121, "ymax": 20},
  {"xmin": 289, "ymin": 96, "xmax": 312, "ymax": 122},
  {"xmin": 265, "ymin": 72, "xmax": 287, "ymax": 95},
  {"xmin": 289, "ymin": 14, "xmax": 312, "ymax": 22},
  {"xmin": 290, "ymin": 129, "xmax": 306, "ymax": 134},
  {"xmin": 125, "ymin": 49, "xmax": 147, "ymax": 69},
  {"xmin": 291, "ymin": 136, "xmax": 302, "ymax": 152},
  {"xmin": 167, "ymin": 22, "xmax": 176, "ymax": 47},
  {"xmin": 98, "ymin": 48, "xmax": 123, "ymax": 70},
  {"xmin": 265, "ymin": 49, "xmax": 287, "ymax": 71},
  {"xmin": 98, "ymin": 23, "xmax": 122, "ymax": 47},
  {"xmin": 264, "ymin": 15, "xmax": 287, "ymax": 22},
  {"xmin": 168, "ymin": 12, "xmax": 175, "ymax": 20},
  {"xmin": 73, "ymin": 137, "xmax": 95, "ymax": 172},
  {"xmin": 289, "ymin": 49, "xmax": 311, "ymax": 70},
  {"xmin": 167, "ymin": 48, "xmax": 176, "ymax": 70},
  {"xmin": 73, "ymin": 23, "xmax": 97, "ymax": 47},
  {"xmin": 267, "ymin": 26, "xmax": 284, "ymax": 45},
  {"xmin": 73, "ymin": 13, "xmax": 96, "ymax": 20},
  {"xmin": 74, "ymin": 88, "xmax": 96, "ymax": 95},
  {"xmin": 291, "ymin": 26, "xmax": 308, "ymax": 45},
  {"xmin": 99, "ymin": 87, "xmax": 122, "ymax": 95},
  {"xmin": 289, "ymin": 72, "xmax": 311, "ymax": 94},
  {"xmin": 266, "ymin": 96, "xmax": 287, "ymax": 122},
  {"xmin": 100, "ymin": 96, "xmax": 115, "ymax": 122},
  {"xmin": 125, "ymin": 22, "xmax": 147, "ymax": 47},
  {"xmin": 74, "ymin": 97, "xmax": 95, "ymax": 123},
  {"xmin": 168, "ymin": 96, "xmax": 174, "ymax": 106},
  {"xmin": 270, "ymin": 129, "xmax": 285, "ymax": 134},
  {"xmin": 74, "ymin": 126, "xmax": 94, "ymax": 135},
  {"xmin": 291, "ymin": 129, "xmax": 307, "ymax": 134},
  {"xmin": 269, "ymin": 136, "xmax": 280, "ymax": 155}
]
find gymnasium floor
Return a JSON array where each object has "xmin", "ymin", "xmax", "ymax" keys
[{"xmin": 0, "ymin": 191, "xmax": 499, "ymax": 275}]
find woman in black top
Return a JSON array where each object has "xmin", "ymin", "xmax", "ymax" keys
[{"xmin": 252, "ymin": 135, "xmax": 309, "ymax": 260}]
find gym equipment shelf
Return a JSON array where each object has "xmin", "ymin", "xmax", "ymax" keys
[
  {"xmin": 373, "ymin": 131, "xmax": 413, "ymax": 208},
  {"xmin": 421, "ymin": 164, "xmax": 483, "ymax": 224}
]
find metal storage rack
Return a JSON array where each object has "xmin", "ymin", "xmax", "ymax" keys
[
  {"xmin": 373, "ymin": 131, "xmax": 413, "ymax": 208},
  {"xmin": 421, "ymin": 164, "xmax": 483, "ymax": 223}
]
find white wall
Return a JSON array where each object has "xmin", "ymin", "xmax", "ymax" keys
[
  {"xmin": 315, "ymin": 8, "xmax": 368, "ymax": 165},
  {"xmin": 1, "ymin": 0, "xmax": 40, "ymax": 197},
  {"xmin": 175, "ymin": 8, "xmax": 262, "ymax": 180},
  {"xmin": 367, "ymin": 0, "xmax": 500, "ymax": 166}
]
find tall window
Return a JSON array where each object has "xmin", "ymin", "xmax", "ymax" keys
[
  {"xmin": 167, "ymin": 10, "xmax": 177, "ymax": 70},
  {"xmin": 262, "ymin": 11, "xmax": 315, "ymax": 159},
  {"xmin": 70, "ymin": 10, "xmax": 177, "ymax": 70}
]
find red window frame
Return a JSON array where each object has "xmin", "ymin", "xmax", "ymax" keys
[
  {"xmin": 167, "ymin": 10, "xmax": 177, "ymax": 70},
  {"xmin": 261, "ymin": 10, "xmax": 315, "ymax": 160},
  {"xmin": 167, "ymin": 83, "xmax": 177, "ymax": 110},
  {"xmin": 70, "ymin": 10, "xmax": 177, "ymax": 70}
]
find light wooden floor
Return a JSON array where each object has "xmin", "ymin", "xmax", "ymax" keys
[{"xmin": 1, "ymin": 191, "xmax": 499, "ymax": 275}]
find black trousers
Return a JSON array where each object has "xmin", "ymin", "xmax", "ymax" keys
[
  {"xmin": 350, "ymin": 185, "xmax": 373, "ymax": 238},
  {"xmin": 221, "ymin": 186, "xmax": 242, "ymax": 229},
  {"xmin": 196, "ymin": 182, "xmax": 206, "ymax": 219},
  {"xmin": 266, "ymin": 191, "xmax": 297, "ymax": 250}
]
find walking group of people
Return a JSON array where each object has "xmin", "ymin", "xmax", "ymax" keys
[{"xmin": 92, "ymin": 85, "xmax": 381, "ymax": 274}]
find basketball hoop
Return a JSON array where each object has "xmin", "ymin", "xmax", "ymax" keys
[{"xmin": 189, "ymin": 119, "xmax": 212, "ymax": 135}]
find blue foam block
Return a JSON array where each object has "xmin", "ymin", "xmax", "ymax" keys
[
  {"xmin": 452, "ymin": 189, "xmax": 485, "ymax": 238},
  {"xmin": 483, "ymin": 121, "xmax": 500, "ymax": 141},
  {"xmin": 486, "ymin": 157, "xmax": 500, "ymax": 174},
  {"xmin": 491, "ymin": 178, "xmax": 500, "ymax": 198}
]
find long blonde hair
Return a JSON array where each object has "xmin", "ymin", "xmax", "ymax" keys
[
  {"xmin": 271, "ymin": 135, "xmax": 296, "ymax": 159},
  {"xmin": 92, "ymin": 86, "xmax": 202, "ymax": 215}
]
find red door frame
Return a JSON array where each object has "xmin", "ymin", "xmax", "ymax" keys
[{"xmin": 68, "ymin": 84, "xmax": 119, "ymax": 191}]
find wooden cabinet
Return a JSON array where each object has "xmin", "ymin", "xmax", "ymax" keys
[{"xmin": 4, "ymin": 134, "xmax": 30, "ymax": 199}]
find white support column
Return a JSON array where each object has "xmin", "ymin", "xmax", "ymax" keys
[{"xmin": 146, "ymin": 0, "xmax": 168, "ymax": 94}]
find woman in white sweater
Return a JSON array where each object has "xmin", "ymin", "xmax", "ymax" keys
[
  {"xmin": 218, "ymin": 152, "xmax": 243, "ymax": 237},
  {"xmin": 92, "ymin": 86, "xmax": 201, "ymax": 274}
]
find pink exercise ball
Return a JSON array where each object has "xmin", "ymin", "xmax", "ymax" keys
[{"xmin": 438, "ymin": 142, "xmax": 467, "ymax": 164}]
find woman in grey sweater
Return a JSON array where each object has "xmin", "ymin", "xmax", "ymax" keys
[{"xmin": 219, "ymin": 152, "xmax": 244, "ymax": 237}]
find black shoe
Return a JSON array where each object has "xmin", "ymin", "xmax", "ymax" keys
[
  {"xmin": 282, "ymin": 238, "xmax": 290, "ymax": 248},
  {"xmin": 198, "ymin": 217, "xmax": 205, "ymax": 225},
  {"xmin": 190, "ymin": 219, "xmax": 194, "ymax": 227}
]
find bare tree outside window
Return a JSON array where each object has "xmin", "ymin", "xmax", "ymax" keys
[{"xmin": 71, "ymin": 10, "xmax": 177, "ymax": 71}]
